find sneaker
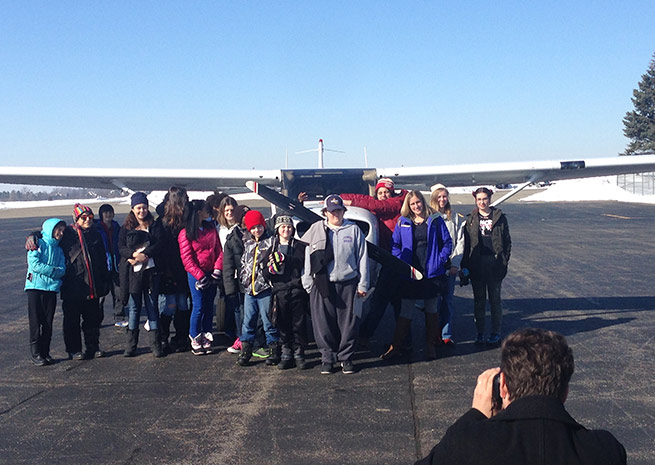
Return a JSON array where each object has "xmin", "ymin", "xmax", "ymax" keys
[
  {"xmin": 474, "ymin": 333, "xmax": 485, "ymax": 345},
  {"xmin": 93, "ymin": 350, "xmax": 105, "ymax": 358},
  {"xmin": 252, "ymin": 347, "xmax": 270, "ymax": 359},
  {"xmin": 341, "ymin": 360, "xmax": 356, "ymax": 374},
  {"xmin": 486, "ymin": 333, "xmax": 501, "ymax": 345},
  {"xmin": 320, "ymin": 362, "xmax": 333, "ymax": 375},
  {"xmin": 114, "ymin": 320, "xmax": 128, "ymax": 328},
  {"xmin": 190, "ymin": 335, "xmax": 204, "ymax": 356},
  {"xmin": 442, "ymin": 338, "xmax": 455, "ymax": 346},
  {"xmin": 202, "ymin": 332, "xmax": 213, "ymax": 354},
  {"xmin": 226, "ymin": 338, "xmax": 242, "ymax": 354}
]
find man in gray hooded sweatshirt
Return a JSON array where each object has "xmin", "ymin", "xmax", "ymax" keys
[{"xmin": 302, "ymin": 194, "xmax": 368, "ymax": 375}]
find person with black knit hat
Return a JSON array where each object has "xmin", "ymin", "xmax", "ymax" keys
[
  {"xmin": 262, "ymin": 215, "xmax": 309, "ymax": 370},
  {"xmin": 119, "ymin": 192, "xmax": 166, "ymax": 358}
]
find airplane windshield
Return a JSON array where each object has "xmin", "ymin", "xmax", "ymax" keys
[{"xmin": 282, "ymin": 168, "xmax": 376, "ymax": 201}]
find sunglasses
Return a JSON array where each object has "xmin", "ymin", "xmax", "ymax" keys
[{"xmin": 78, "ymin": 214, "xmax": 94, "ymax": 220}]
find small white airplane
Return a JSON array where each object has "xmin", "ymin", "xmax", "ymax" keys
[{"xmin": 1, "ymin": 143, "xmax": 654, "ymax": 207}]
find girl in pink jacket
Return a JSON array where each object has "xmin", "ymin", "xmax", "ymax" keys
[{"xmin": 178, "ymin": 200, "xmax": 223, "ymax": 355}]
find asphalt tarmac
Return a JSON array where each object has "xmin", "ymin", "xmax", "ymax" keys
[{"xmin": 0, "ymin": 201, "xmax": 653, "ymax": 465}]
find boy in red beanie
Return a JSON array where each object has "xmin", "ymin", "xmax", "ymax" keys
[{"xmin": 237, "ymin": 210, "xmax": 280, "ymax": 366}]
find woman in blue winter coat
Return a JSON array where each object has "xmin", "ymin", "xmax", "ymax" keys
[
  {"xmin": 382, "ymin": 190, "xmax": 452, "ymax": 361},
  {"xmin": 24, "ymin": 218, "xmax": 67, "ymax": 365}
]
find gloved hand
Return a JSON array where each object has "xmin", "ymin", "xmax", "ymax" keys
[
  {"xmin": 267, "ymin": 251, "xmax": 285, "ymax": 275},
  {"xmin": 195, "ymin": 275, "xmax": 210, "ymax": 290},
  {"xmin": 459, "ymin": 268, "xmax": 470, "ymax": 287},
  {"xmin": 210, "ymin": 269, "xmax": 223, "ymax": 286}
]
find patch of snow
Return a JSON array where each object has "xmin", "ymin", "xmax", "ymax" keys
[
  {"xmin": 0, "ymin": 196, "xmax": 130, "ymax": 210},
  {"xmin": 520, "ymin": 176, "xmax": 655, "ymax": 204},
  {"xmin": 0, "ymin": 191, "xmax": 264, "ymax": 210}
]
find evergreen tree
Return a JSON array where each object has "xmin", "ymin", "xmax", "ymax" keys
[{"xmin": 622, "ymin": 53, "xmax": 655, "ymax": 155}]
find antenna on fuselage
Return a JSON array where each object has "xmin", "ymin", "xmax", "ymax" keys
[{"xmin": 295, "ymin": 139, "xmax": 345, "ymax": 168}]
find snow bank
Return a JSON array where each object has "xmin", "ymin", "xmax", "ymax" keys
[
  {"xmin": 0, "ymin": 191, "xmax": 262, "ymax": 210},
  {"xmin": 519, "ymin": 176, "xmax": 655, "ymax": 204}
]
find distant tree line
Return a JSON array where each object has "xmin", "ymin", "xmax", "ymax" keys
[{"xmin": 0, "ymin": 187, "xmax": 128, "ymax": 202}]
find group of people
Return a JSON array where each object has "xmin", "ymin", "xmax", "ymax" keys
[
  {"xmin": 23, "ymin": 181, "xmax": 627, "ymax": 463},
  {"xmin": 24, "ymin": 178, "xmax": 512, "ymax": 375},
  {"xmin": 334, "ymin": 179, "xmax": 512, "ymax": 361}
]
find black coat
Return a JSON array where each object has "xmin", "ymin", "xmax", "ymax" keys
[
  {"xmin": 416, "ymin": 395, "xmax": 626, "ymax": 465},
  {"xmin": 154, "ymin": 217, "xmax": 189, "ymax": 296},
  {"xmin": 59, "ymin": 225, "xmax": 111, "ymax": 302},
  {"xmin": 118, "ymin": 222, "xmax": 163, "ymax": 303},
  {"xmin": 222, "ymin": 226, "xmax": 245, "ymax": 296},
  {"xmin": 262, "ymin": 237, "xmax": 307, "ymax": 295},
  {"xmin": 461, "ymin": 207, "xmax": 511, "ymax": 281}
]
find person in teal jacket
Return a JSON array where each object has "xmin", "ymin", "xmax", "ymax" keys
[{"xmin": 24, "ymin": 218, "xmax": 67, "ymax": 366}]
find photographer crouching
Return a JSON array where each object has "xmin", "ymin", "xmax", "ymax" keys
[{"xmin": 416, "ymin": 328, "xmax": 626, "ymax": 465}]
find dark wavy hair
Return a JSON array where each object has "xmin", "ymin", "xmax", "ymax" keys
[
  {"xmin": 500, "ymin": 328, "xmax": 574, "ymax": 402},
  {"xmin": 123, "ymin": 209, "xmax": 154, "ymax": 230},
  {"xmin": 183, "ymin": 199, "xmax": 212, "ymax": 242},
  {"xmin": 206, "ymin": 192, "xmax": 228, "ymax": 220},
  {"xmin": 472, "ymin": 187, "xmax": 493, "ymax": 199},
  {"xmin": 163, "ymin": 186, "xmax": 188, "ymax": 234}
]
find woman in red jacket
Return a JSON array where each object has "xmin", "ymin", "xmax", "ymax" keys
[
  {"xmin": 341, "ymin": 178, "xmax": 408, "ymax": 348},
  {"xmin": 178, "ymin": 200, "xmax": 223, "ymax": 355}
]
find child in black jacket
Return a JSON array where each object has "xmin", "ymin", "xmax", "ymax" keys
[{"xmin": 262, "ymin": 216, "xmax": 309, "ymax": 370}]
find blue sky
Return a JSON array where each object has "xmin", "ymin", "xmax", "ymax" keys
[{"xmin": 1, "ymin": 1, "xmax": 654, "ymax": 170}]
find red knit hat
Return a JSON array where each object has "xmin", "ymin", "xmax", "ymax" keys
[
  {"xmin": 244, "ymin": 210, "xmax": 266, "ymax": 231},
  {"xmin": 375, "ymin": 177, "xmax": 394, "ymax": 193}
]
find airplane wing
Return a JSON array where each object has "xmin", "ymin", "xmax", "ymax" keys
[
  {"xmin": 378, "ymin": 154, "xmax": 655, "ymax": 190},
  {"xmin": 0, "ymin": 166, "xmax": 282, "ymax": 192},
  {"xmin": 1, "ymin": 154, "xmax": 654, "ymax": 193}
]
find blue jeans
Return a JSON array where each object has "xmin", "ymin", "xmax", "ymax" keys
[
  {"xmin": 225, "ymin": 293, "xmax": 243, "ymax": 339},
  {"xmin": 128, "ymin": 291, "xmax": 159, "ymax": 331},
  {"xmin": 158, "ymin": 293, "xmax": 189, "ymax": 317},
  {"xmin": 242, "ymin": 290, "xmax": 278, "ymax": 346},
  {"xmin": 437, "ymin": 273, "xmax": 456, "ymax": 340},
  {"xmin": 188, "ymin": 273, "xmax": 217, "ymax": 338}
]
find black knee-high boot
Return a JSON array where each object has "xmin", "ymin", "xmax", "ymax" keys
[
  {"xmin": 160, "ymin": 314, "xmax": 173, "ymax": 354},
  {"xmin": 149, "ymin": 329, "xmax": 165, "ymax": 358},
  {"xmin": 173, "ymin": 310, "xmax": 191, "ymax": 352},
  {"xmin": 124, "ymin": 329, "xmax": 139, "ymax": 357}
]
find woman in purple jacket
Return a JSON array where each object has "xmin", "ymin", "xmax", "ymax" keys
[{"xmin": 381, "ymin": 190, "xmax": 452, "ymax": 361}]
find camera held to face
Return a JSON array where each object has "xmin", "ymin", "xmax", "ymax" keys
[{"xmin": 492, "ymin": 373, "xmax": 502, "ymax": 413}]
